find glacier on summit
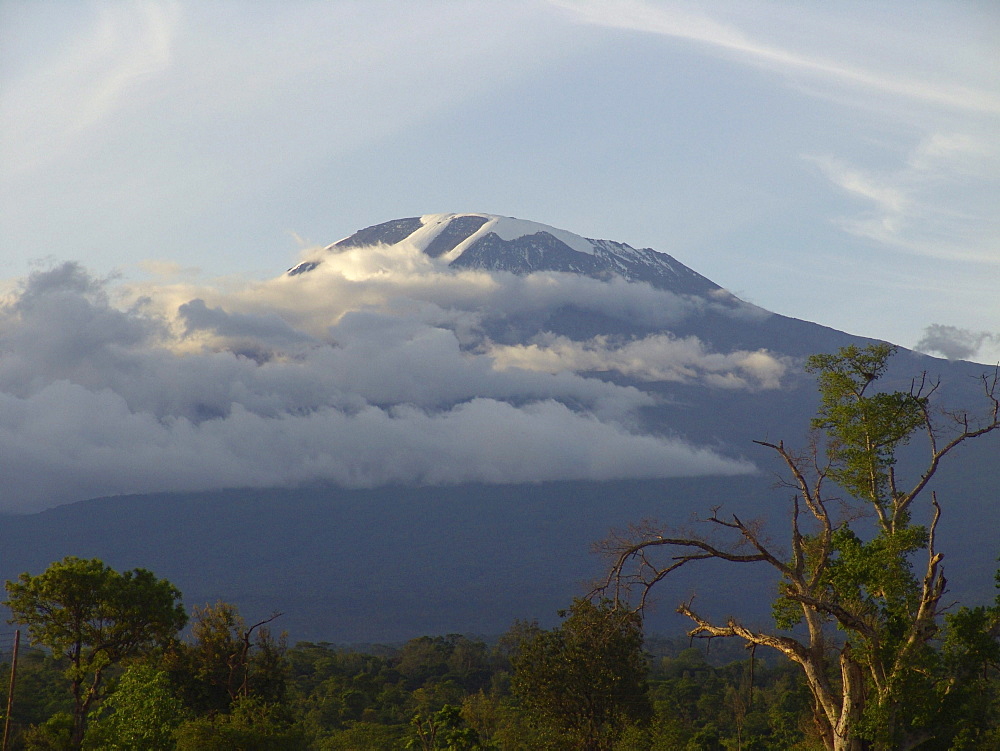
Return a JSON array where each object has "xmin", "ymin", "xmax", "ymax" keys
[{"xmin": 288, "ymin": 213, "xmax": 722, "ymax": 297}]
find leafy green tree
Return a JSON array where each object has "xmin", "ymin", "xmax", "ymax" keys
[
  {"xmin": 595, "ymin": 344, "xmax": 1000, "ymax": 750},
  {"xmin": 511, "ymin": 598, "xmax": 651, "ymax": 750},
  {"xmin": 407, "ymin": 703, "xmax": 485, "ymax": 750},
  {"xmin": 82, "ymin": 663, "xmax": 188, "ymax": 750},
  {"xmin": 4, "ymin": 557, "xmax": 187, "ymax": 748},
  {"xmin": 172, "ymin": 695, "xmax": 305, "ymax": 750},
  {"xmin": 934, "ymin": 563, "xmax": 1000, "ymax": 748},
  {"xmin": 21, "ymin": 712, "xmax": 74, "ymax": 751},
  {"xmin": 163, "ymin": 601, "xmax": 286, "ymax": 714},
  {"xmin": 0, "ymin": 647, "xmax": 73, "ymax": 740},
  {"xmin": 641, "ymin": 645, "xmax": 819, "ymax": 749},
  {"xmin": 317, "ymin": 721, "xmax": 407, "ymax": 750}
]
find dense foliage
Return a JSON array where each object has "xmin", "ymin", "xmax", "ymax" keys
[
  {"xmin": 1, "ymin": 606, "xmax": 996, "ymax": 749},
  {"xmin": 510, "ymin": 599, "xmax": 650, "ymax": 749},
  {"xmin": 0, "ymin": 627, "xmax": 826, "ymax": 748}
]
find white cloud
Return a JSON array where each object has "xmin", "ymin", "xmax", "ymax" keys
[
  {"xmin": 807, "ymin": 156, "xmax": 906, "ymax": 217},
  {"xmin": 488, "ymin": 333, "xmax": 790, "ymax": 390},
  {"xmin": 550, "ymin": 0, "xmax": 1000, "ymax": 114},
  {"xmin": 0, "ymin": 261, "xmax": 759, "ymax": 511},
  {"xmin": 122, "ymin": 243, "xmax": 725, "ymax": 349},
  {"xmin": 806, "ymin": 132, "xmax": 1000, "ymax": 264},
  {"xmin": 915, "ymin": 324, "xmax": 1000, "ymax": 363}
]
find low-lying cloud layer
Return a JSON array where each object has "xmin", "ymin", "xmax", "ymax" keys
[
  {"xmin": 490, "ymin": 333, "xmax": 790, "ymax": 390},
  {"xmin": 0, "ymin": 252, "xmax": 785, "ymax": 511}
]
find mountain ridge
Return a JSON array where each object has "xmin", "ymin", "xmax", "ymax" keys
[{"xmin": 289, "ymin": 213, "xmax": 723, "ymax": 298}]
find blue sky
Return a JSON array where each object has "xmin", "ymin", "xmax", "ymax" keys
[{"xmin": 2, "ymin": 0, "xmax": 999, "ymax": 362}]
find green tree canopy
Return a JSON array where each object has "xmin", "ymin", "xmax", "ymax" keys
[
  {"xmin": 162, "ymin": 601, "xmax": 286, "ymax": 715},
  {"xmin": 511, "ymin": 598, "xmax": 651, "ymax": 750},
  {"xmin": 172, "ymin": 695, "xmax": 305, "ymax": 751},
  {"xmin": 82, "ymin": 663, "xmax": 188, "ymax": 751},
  {"xmin": 4, "ymin": 556, "xmax": 187, "ymax": 749}
]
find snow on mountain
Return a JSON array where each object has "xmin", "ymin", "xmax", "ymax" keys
[{"xmin": 288, "ymin": 213, "xmax": 722, "ymax": 297}]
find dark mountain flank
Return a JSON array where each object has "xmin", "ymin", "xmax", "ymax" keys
[{"xmin": 3, "ymin": 213, "xmax": 996, "ymax": 642}]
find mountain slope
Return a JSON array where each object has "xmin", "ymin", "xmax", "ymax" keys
[{"xmin": 0, "ymin": 212, "xmax": 996, "ymax": 643}]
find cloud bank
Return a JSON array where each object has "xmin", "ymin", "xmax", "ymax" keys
[
  {"xmin": 490, "ymin": 333, "xmax": 790, "ymax": 390},
  {"xmin": 0, "ymin": 254, "xmax": 775, "ymax": 512},
  {"xmin": 915, "ymin": 324, "xmax": 1000, "ymax": 363}
]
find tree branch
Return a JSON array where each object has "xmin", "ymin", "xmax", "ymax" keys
[{"xmin": 901, "ymin": 369, "xmax": 1000, "ymax": 517}]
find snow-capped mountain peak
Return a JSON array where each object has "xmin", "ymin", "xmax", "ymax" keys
[
  {"xmin": 413, "ymin": 213, "xmax": 597, "ymax": 259},
  {"xmin": 288, "ymin": 213, "xmax": 721, "ymax": 297}
]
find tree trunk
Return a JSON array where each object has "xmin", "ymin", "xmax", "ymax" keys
[
  {"xmin": 70, "ymin": 711, "xmax": 85, "ymax": 749},
  {"xmin": 70, "ymin": 677, "xmax": 86, "ymax": 749},
  {"xmin": 832, "ymin": 648, "xmax": 866, "ymax": 751}
]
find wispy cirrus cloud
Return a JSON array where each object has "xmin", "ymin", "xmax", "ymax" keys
[
  {"xmin": 549, "ymin": 0, "xmax": 1000, "ymax": 114},
  {"xmin": 805, "ymin": 130, "xmax": 1000, "ymax": 264},
  {"xmin": 0, "ymin": 1, "xmax": 180, "ymax": 176},
  {"xmin": 550, "ymin": 1, "xmax": 1000, "ymax": 267}
]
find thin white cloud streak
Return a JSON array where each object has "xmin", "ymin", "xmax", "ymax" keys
[
  {"xmin": 551, "ymin": 0, "xmax": 1000, "ymax": 267},
  {"xmin": 0, "ymin": 1, "xmax": 179, "ymax": 175},
  {"xmin": 489, "ymin": 333, "xmax": 790, "ymax": 390},
  {"xmin": 1, "ymin": 1, "xmax": 572, "ymax": 185},
  {"xmin": 0, "ymin": 260, "xmax": 764, "ymax": 512},
  {"xmin": 550, "ymin": 0, "xmax": 1000, "ymax": 113},
  {"xmin": 805, "ymin": 130, "xmax": 1000, "ymax": 264}
]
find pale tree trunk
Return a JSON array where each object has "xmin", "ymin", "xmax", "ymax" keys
[
  {"xmin": 831, "ymin": 648, "xmax": 866, "ymax": 751},
  {"xmin": 796, "ymin": 648, "xmax": 865, "ymax": 751}
]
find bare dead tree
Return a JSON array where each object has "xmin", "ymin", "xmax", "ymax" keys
[{"xmin": 592, "ymin": 346, "xmax": 999, "ymax": 751}]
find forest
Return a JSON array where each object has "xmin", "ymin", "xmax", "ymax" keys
[
  {"xmin": 0, "ymin": 596, "xmax": 853, "ymax": 750},
  {"xmin": 0, "ymin": 345, "xmax": 998, "ymax": 750},
  {"xmin": 0, "ymin": 587, "xmax": 997, "ymax": 750}
]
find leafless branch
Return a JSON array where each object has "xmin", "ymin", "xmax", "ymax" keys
[{"xmin": 901, "ymin": 368, "xmax": 1000, "ymax": 517}]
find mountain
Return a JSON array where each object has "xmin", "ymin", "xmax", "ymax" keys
[
  {"xmin": 289, "ymin": 213, "xmax": 859, "ymax": 357},
  {"xmin": 0, "ymin": 213, "xmax": 996, "ymax": 643},
  {"xmin": 289, "ymin": 213, "xmax": 722, "ymax": 298}
]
